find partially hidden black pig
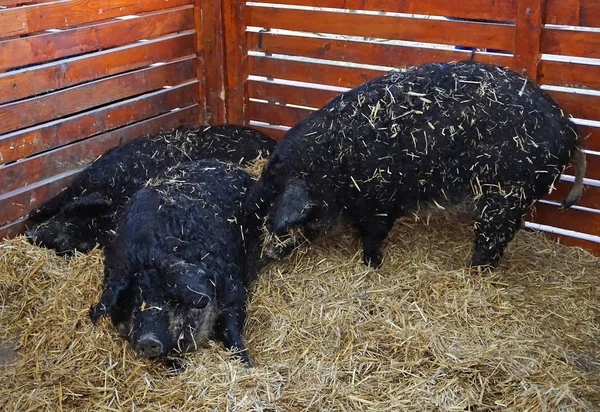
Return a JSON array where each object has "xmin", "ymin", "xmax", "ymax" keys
[
  {"xmin": 89, "ymin": 159, "xmax": 261, "ymax": 365},
  {"xmin": 245, "ymin": 61, "xmax": 586, "ymax": 269},
  {"xmin": 26, "ymin": 124, "xmax": 276, "ymax": 255}
]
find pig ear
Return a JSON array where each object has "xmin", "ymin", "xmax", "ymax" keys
[
  {"xmin": 62, "ymin": 193, "xmax": 112, "ymax": 214},
  {"xmin": 163, "ymin": 263, "xmax": 212, "ymax": 308},
  {"xmin": 269, "ymin": 178, "xmax": 314, "ymax": 234},
  {"xmin": 89, "ymin": 271, "xmax": 130, "ymax": 324}
]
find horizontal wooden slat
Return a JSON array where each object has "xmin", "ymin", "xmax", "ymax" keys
[
  {"xmin": 0, "ymin": 31, "xmax": 195, "ymax": 105},
  {"xmin": 578, "ymin": 125, "xmax": 600, "ymax": 152},
  {"xmin": 541, "ymin": 27, "xmax": 600, "ymax": 59},
  {"xmin": 0, "ymin": 167, "xmax": 84, "ymax": 224},
  {"xmin": 545, "ymin": 180, "xmax": 600, "ymax": 210},
  {"xmin": 571, "ymin": 152, "xmax": 600, "ymax": 181},
  {"xmin": 0, "ymin": 58, "xmax": 195, "ymax": 135},
  {"xmin": 545, "ymin": 0, "xmax": 600, "ymax": 28},
  {"xmin": 539, "ymin": 60, "xmax": 600, "ymax": 91},
  {"xmin": 0, "ymin": 0, "xmax": 56, "ymax": 7},
  {"xmin": 248, "ymin": 80, "xmax": 339, "ymax": 109},
  {"xmin": 0, "ymin": 0, "xmax": 193, "ymax": 38},
  {"xmin": 249, "ymin": 124, "xmax": 288, "ymax": 141},
  {"xmin": 247, "ymin": 32, "xmax": 513, "ymax": 70},
  {"xmin": 251, "ymin": 0, "xmax": 517, "ymax": 22},
  {"xmin": 2, "ymin": 58, "xmax": 194, "ymax": 134},
  {"xmin": 0, "ymin": 5, "xmax": 194, "ymax": 72},
  {"xmin": 249, "ymin": 101, "xmax": 313, "ymax": 127},
  {"xmin": 247, "ymin": 7, "xmax": 515, "ymax": 51},
  {"xmin": 249, "ymin": 56, "xmax": 386, "ymax": 88},
  {"xmin": 115, "ymin": 106, "xmax": 200, "ymax": 147},
  {"xmin": 528, "ymin": 202, "xmax": 600, "ymax": 241},
  {"xmin": 546, "ymin": 90, "xmax": 600, "ymax": 122},
  {"xmin": 530, "ymin": 228, "xmax": 600, "ymax": 255},
  {"xmin": 0, "ymin": 81, "xmax": 198, "ymax": 165},
  {"xmin": 0, "ymin": 218, "xmax": 32, "ymax": 241},
  {"xmin": 0, "ymin": 105, "xmax": 198, "ymax": 193}
]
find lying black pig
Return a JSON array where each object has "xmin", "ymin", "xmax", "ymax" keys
[
  {"xmin": 89, "ymin": 159, "xmax": 261, "ymax": 365},
  {"xmin": 26, "ymin": 124, "xmax": 276, "ymax": 255},
  {"xmin": 245, "ymin": 61, "xmax": 586, "ymax": 269}
]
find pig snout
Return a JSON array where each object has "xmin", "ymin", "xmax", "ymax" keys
[
  {"xmin": 136, "ymin": 333, "xmax": 165, "ymax": 358},
  {"xmin": 25, "ymin": 230, "xmax": 37, "ymax": 244}
]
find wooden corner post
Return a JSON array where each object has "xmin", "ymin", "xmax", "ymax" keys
[
  {"xmin": 195, "ymin": 0, "xmax": 227, "ymax": 125},
  {"xmin": 222, "ymin": 0, "xmax": 248, "ymax": 125},
  {"xmin": 513, "ymin": 0, "xmax": 547, "ymax": 81}
]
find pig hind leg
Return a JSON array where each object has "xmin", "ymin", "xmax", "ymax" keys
[
  {"xmin": 355, "ymin": 215, "xmax": 395, "ymax": 268},
  {"xmin": 470, "ymin": 187, "xmax": 535, "ymax": 269},
  {"xmin": 216, "ymin": 307, "xmax": 250, "ymax": 365}
]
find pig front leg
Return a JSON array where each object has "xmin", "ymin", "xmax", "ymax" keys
[
  {"xmin": 470, "ymin": 189, "xmax": 532, "ymax": 269},
  {"xmin": 216, "ymin": 307, "xmax": 250, "ymax": 366},
  {"xmin": 355, "ymin": 215, "xmax": 395, "ymax": 268}
]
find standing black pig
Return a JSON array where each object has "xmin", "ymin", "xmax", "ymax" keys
[
  {"xmin": 26, "ymin": 124, "xmax": 276, "ymax": 255},
  {"xmin": 89, "ymin": 159, "xmax": 261, "ymax": 364},
  {"xmin": 245, "ymin": 61, "xmax": 586, "ymax": 269}
]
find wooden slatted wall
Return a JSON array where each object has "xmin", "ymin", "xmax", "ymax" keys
[
  {"xmin": 241, "ymin": 0, "xmax": 600, "ymax": 255},
  {"xmin": 0, "ymin": 0, "xmax": 205, "ymax": 239}
]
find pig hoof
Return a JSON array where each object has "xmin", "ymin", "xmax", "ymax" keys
[
  {"xmin": 88, "ymin": 304, "xmax": 105, "ymax": 324},
  {"xmin": 363, "ymin": 252, "xmax": 382, "ymax": 268},
  {"xmin": 229, "ymin": 350, "xmax": 251, "ymax": 367},
  {"xmin": 468, "ymin": 256, "xmax": 499, "ymax": 271}
]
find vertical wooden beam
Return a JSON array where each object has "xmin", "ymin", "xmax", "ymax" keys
[
  {"xmin": 512, "ymin": 0, "xmax": 546, "ymax": 81},
  {"xmin": 195, "ymin": 0, "xmax": 227, "ymax": 125},
  {"xmin": 222, "ymin": 0, "xmax": 248, "ymax": 125},
  {"xmin": 193, "ymin": 0, "xmax": 205, "ymax": 125}
]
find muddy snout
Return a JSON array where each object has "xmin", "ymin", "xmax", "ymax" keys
[
  {"xmin": 136, "ymin": 333, "xmax": 165, "ymax": 358},
  {"xmin": 25, "ymin": 229, "xmax": 37, "ymax": 245}
]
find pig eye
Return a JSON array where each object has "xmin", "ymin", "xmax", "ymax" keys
[{"xmin": 164, "ymin": 282, "xmax": 212, "ymax": 309}]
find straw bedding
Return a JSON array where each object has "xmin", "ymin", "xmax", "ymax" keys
[{"xmin": 1, "ymin": 206, "xmax": 599, "ymax": 411}]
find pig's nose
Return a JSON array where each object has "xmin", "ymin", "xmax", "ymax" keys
[
  {"xmin": 25, "ymin": 230, "xmax": 37, "ymax": 242},
  {"xmin": 137, "ymin": 334, "xmax": 164, "ymax": 358}
]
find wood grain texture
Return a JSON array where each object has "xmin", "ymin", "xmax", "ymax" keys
[
  {"xmin": 578, "ymin": 125, "xmax": 600, "ymax": 152},
  {"xmin": 544, "ymin": 180, "xmax": 600, "ymax": 210},
  {"xmin": 248, "ymin": 80, "xmax": 339, "ymax": 109},
  {"xmin": 222, "ymin": 0, "xmax": 247, "ymax": 124},
  {"xmin": 511, "ymin": 0, "xmax": 544, "ymax": 80},
  {"xmin": 0, "ymin": 5, "xmax": 194, "ymax": 72},
  {"xmin": 249, "ymin": 55, "xmax": 386, "ymax": 88},
  {"xmin": 542, "ymin": 27, "xmax": 600, "ymax": 58},
  {"xmin": 0, "ymin": 105, "xmax": 198, "ymax": 193},
  {"xmin": 0, "ymin": 31, "xmax": 196, "ymax": 105},
  {"xmin": 545, "ymin": 0, "xmax": 600, "ymax": 28},
  {"xmin": 0, "ymin": 167, "xmax": 85, "ymax": 225},
  {"xmin": 0, "ymin": 81, "xmax": 198, "ymax": 164},
  {"xmin": 247, "ymin": 32, "xmax": 513, "ymax": 69},
  {"xmin": 547, "ymin": 90, "xmax": 600, "ymax": 122},
  {"xmin": 249, "ymin": 124, "xmax": 287, "ymax": 141},
  {"xmin": 0, "ymin": 0, "xmax": 193, "ymax": 38},
  {"xmin": 0, "ymin": 58, "xmax": 196, "ymax": 134},
  {"xmin": 528, "ymin": 201, "xmax": 600, "ymax": 240},
  {"xmin": 251, "ymin": 0, "xmax": 517, "ymax": 21},
  {"xmin": 247, "ymin": 6, "xmax": 515, "ymax": 51},
  {"xmin": 0, "ymin": 218, "xmax": 32, "ymax": 241},
  {"xmin": 196, "ymin": 0, "xmax": 226, "ymax": 124},
  {"xmin": 248, "ymin": 101, "xmax": 313, "ymax": 128},
  {"xmin": 538, "ymin": 59, "xmax": 600, "ymax": 90}
]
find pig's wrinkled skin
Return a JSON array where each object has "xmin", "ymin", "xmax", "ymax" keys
[
  {"xmin": 89, "ymin": 160, "xmax": 261, "ymax": 365},
  {"xmin": 27, "ymin": 124, "xmax": 276, "ymax": 256},
  {"xmin": 245, "ymin": 61, "xmax": 586, "ymax": 269}
]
